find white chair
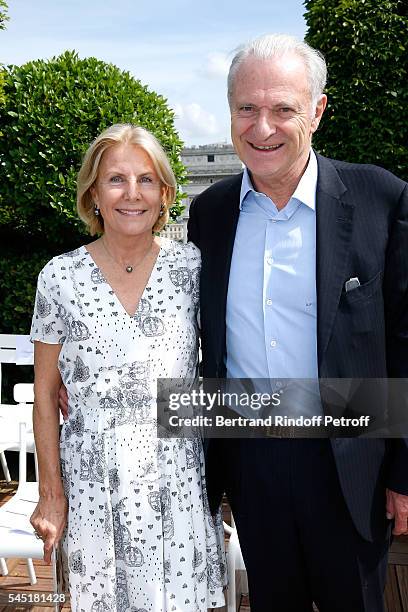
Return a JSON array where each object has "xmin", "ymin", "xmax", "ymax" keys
[
  {"xmin": 0, "ymin": 422, "xmax": 61, "ymax": 610},
  {"xmin": 0, "ymin": 334, "xmax": 34, "ymax": 397},
  {"xmin": 0, "ymin": 422, "xmax": 41, "ymax": 584},
  {"xmin": 0, "ymin": 389, "xmax": 36, "ymax": 483},
  {"xmin": 0, "ymin": 334, "xmax": 35, "ymax": 482},
  {"xmin": 224, "ymin": 515, "xmax": 248, "ymax": 612}
]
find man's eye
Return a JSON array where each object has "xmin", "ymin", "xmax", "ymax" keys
[
  {"xmin": 279, "ymin": 107, "xmax": 293, "ymax": 114},
  {"xmin": 240, "ymin": 106, "xmax": 254, "ymax": 112}
]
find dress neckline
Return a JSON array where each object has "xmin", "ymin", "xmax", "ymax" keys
[{"xmin": 81, "ymin": 241, "xmax": 165, "ymax": 319}]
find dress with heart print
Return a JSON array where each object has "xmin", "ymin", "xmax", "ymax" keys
[{"xmin": 31, "ymin": 238, "xmax": 226, "ymax": 612}]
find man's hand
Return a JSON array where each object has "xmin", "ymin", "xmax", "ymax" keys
[
  {"xmin": 58, "ymin": 384, "xmax": 69, "ymax": 421},
  {"xmin": 386, "ymin": 488, "xmax": 408, "ymax": 535}
]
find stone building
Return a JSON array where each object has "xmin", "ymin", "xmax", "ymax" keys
[
  {"xmin": 160, "ymin": 222, "xmax": 185, "ymax": 243},
  {"xmin": 180, "ymin": 144, "xmax": 242, "ymax": 219},
  {"xmin": 162, "ymin": 143, "xmax": 242, "ymax": 243}
]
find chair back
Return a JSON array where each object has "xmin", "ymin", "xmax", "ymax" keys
[
  {"xmin": 0, "ymin": 334, "xmax": 19, "ymax": 364},
  {"xmin": 18, "ymin": 421, "xmax": 28, "ymax": 487},
  {"xmin": 14, "ymin": 383, "xmax": 35, "ymax": 404},
  {"xmin": 0, "ymin": 334, "xmax": 34, "ymax": 404},
  {"xmin": 0, "ymin": 336, "xmax": 36, "ymax": 482}
]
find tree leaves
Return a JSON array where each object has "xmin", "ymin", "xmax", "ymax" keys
[
  {"xmin": 0, "ymin": 50, "xmax": 186, "ymax": 243},
  {"xmin": 0, "ymin": 0, "xmax": 8, "ymax": 31},
  {"xmin": 304, "ymin": 0, "xmax": 407, "ymax": 178},
  {"xmin": 0, "ymin": 50, "xmax": 187, "ymax": 333}
]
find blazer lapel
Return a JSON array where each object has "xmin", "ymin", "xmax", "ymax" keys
[
  {"xmin": 215, "ymin": 175, "xmax": 242, "ymax": 295},
  {"xmin": 315, "ymin": 154, "xmax": 355, "ymax": 369},
  {"xmin": 210, "ymin": 175, "xmax": 242, "ymax": 369}
]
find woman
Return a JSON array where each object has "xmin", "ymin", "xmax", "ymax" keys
[{"xmin": 30, "ymin": 124, "xmax": 226, "ymax": 611}]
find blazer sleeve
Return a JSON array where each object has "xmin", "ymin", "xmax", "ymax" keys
[
  {"xmin": 386, "ymin": 440, "xmax": 408, "ymax": 495},
  {"xmin": 384, "ymin": 182, "xmax": 408, "ymax": 493},
  {"xmin": 384, "ymin": 182, "xmax": 408, "ymax": 377},
  {"xmin": 187, "ymin": 197, "xmax": 200, "ymax": 249}
]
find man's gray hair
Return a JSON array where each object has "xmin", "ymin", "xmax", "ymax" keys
[{"xmin": 227, "ymin": 33, "xmax": 327, "ymax": 106}]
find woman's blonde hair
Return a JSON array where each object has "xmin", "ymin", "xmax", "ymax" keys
[{"xmin": 77, "ymin": 124, "xmax": 177, "ymax": 234}]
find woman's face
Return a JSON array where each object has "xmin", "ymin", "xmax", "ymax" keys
[{"xmin": 91, "ymin": 143, "xmax": 165, "ymax": 240}]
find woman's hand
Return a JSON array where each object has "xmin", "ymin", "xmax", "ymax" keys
[{"xmin": 30, "ymin": 493, "xmax": 68, "ymax": 564}]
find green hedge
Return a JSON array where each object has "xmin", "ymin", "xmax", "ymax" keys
[
  {"xmin": 0, "ymin": 51, "xmax": 187, "ymax": 334},
  {"xmin": 305, "ymin": 0, "xmax": 407, "ymax": 178},
  {"xmin": 0, "ymin": 248, "xmax": 56, "ymax": 334},
  {"xmin": 0, "ymin": 50, "xmax": 186, "ymax": 243},
  {"xmin": 0, "ymin": 1, "xmax": 8, "ymax": 107}
]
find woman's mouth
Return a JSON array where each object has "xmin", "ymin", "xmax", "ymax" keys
[{"xmin": 116, "ymin": 209, "xmax": 145, "ymax": 216}]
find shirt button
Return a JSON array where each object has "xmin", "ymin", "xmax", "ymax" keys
[
  {"xmin": 266, "ymin": 299, "xmax": 273, "ymax": 306},
  {"xmin": 266, "ymin": 257, "xmax": 274, "ymax": 265},
  {"xmin": 270, "ymin": 339, "xmax": 277, "ymax": 348}
]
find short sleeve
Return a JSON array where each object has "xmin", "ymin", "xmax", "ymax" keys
[
  {"xmin": 185, "ymin": 242, "xmax": 201, "ymax": 328},
  {"xmin": 30, "ymin": 260, "xmax": 67, "ymax": 344},
  {"xmin": 185, "ymin": 242, "xmax": 201, "ymax": 304},
  {"xmin": 185, "ymin": 241, "xmax": 201, "ymax": 267}
]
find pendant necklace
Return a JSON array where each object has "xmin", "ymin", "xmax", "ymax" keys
[{"xmin": 101, "ymin": 237, "xmax": 154, "ymax": 273}]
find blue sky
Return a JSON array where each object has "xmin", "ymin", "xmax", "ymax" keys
[{"xmin": 2, "ymin": 0, "xmax": 307, "ymax": 145}]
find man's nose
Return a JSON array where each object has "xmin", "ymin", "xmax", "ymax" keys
[{"xmin": 253, "ymin": 109, "xmax": 277, "ymax": 139}]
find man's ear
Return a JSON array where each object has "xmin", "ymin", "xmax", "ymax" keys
[{"xmin": 311, "ymin": 94, "xmax": 327, "ymax": 134}]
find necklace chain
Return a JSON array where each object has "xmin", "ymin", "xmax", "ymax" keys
[{"xmin": 101, "ymin": 237, "xmax": 154, "ymax": 273}]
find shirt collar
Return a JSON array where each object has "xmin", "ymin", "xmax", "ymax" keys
[{"xmin": 239, "ymin": 149, "xmax": 318, "ymax": 211}]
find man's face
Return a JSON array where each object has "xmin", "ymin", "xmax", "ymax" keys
[{"xmin": 230, "ymin": 54, "xmax": 326, "ymax": 194}]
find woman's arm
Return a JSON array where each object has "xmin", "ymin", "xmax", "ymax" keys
[{"xmin": 30, "ymin": 341, "xmax": 68, "ymax": 564}]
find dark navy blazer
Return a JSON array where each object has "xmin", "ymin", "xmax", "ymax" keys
[{"xmin": 188, "ymin": 153, "xmax": 408, "ymax": 541}]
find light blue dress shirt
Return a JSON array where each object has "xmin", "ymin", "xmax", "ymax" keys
[{"xmin": 226, "ymin": 151, "xmax": 319, "ymax": 385}]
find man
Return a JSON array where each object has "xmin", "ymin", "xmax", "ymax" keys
[{"xmin": 188, "ymin": 34, "xmax": 408, "ymax": 611}]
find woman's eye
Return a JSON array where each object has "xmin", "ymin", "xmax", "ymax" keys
[
  {"xmin": 139, "ymin": 176, "xmax": 153, "ymax": 183},
  {"xmin": 110, "ymin": 176, "xmax": 124, "ymax": 183}
]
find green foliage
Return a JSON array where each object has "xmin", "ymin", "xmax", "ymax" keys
[
  {"xmin": 0, "ymin": 249, "xmax": 50, "ymax": 333},
  {"xmin": 0, "ymin": 1, "xmax": 8, "ymax": 108},
  {"xmin": 304, "ymin": 0, "xmax": 407, "ymax": 178},
  {"xmin": 0, "ymin": 50, "xmax": 187, "ymax": 334},
  {"xmin": 0, "ymin": 0, "xmax": 8, "ymax": 30},
  {"xmin": 0, "ymin": 67, "xmax": 5, "ymax": 107},
  {"xmin": 0, "ymin": 50, "xmax": 186, "ymax": 244}
]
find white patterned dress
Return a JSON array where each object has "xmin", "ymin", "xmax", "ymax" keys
[{"xmin": 30, "ymin": 239, "xmax": 226, "ymax": 612}]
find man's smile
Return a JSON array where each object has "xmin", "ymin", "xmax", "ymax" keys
[{"xmin": 249, "ymin": 143, "xmax": 283, "ymax": 151}]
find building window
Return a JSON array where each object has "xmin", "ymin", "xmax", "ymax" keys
[{"xmin": 207, "ymin": 154, "xmax": 215, "ymax": 162}]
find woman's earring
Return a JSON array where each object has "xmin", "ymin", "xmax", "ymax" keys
[
  {"xmin": 159, "ymin": 202, "xmax": 165, "ymax": 217},
  {"xmin": 94, "ymin": 204, "xmax": 100, "ymax": 216}
]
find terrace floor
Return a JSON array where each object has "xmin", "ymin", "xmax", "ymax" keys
[{"xmin": 1, "ymin": 480, "xmax": 407, "ymax": 611}]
